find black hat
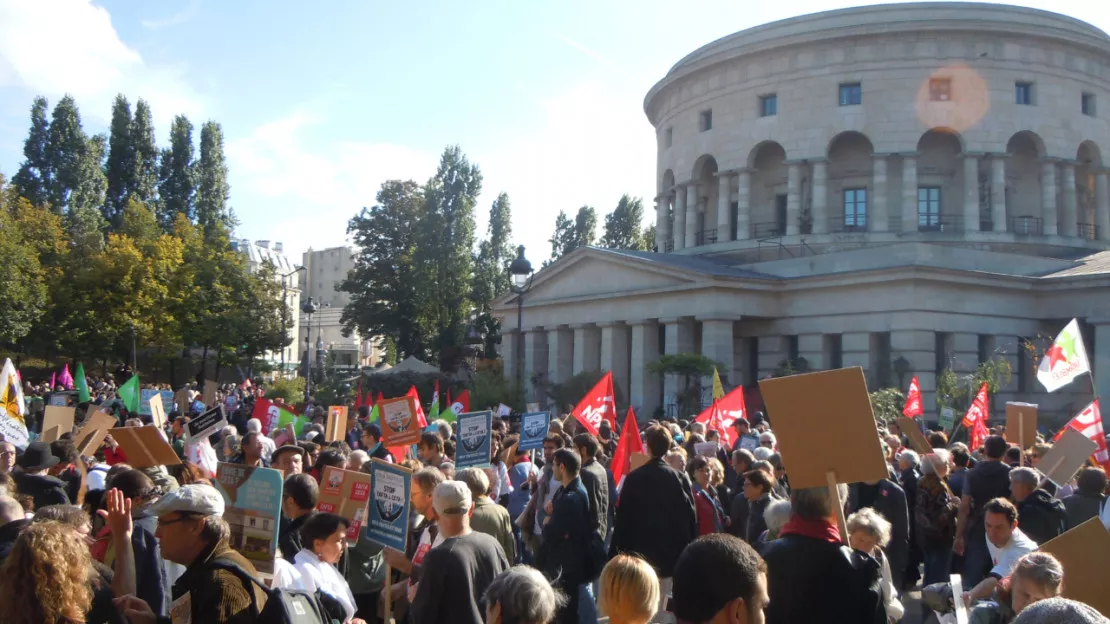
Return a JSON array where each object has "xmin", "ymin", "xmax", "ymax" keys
[{"xmin": 18, "ymin": 441, "xmax": 60, "ymax": 472}]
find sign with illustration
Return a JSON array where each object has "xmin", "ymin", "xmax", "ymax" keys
[
  {"xmin": 379, "ymin": 395, "xmax": 421, "ymax": 447},
  {"xmin": 139, "ymin": 389, "xmax": 176, "ymax": 416},
  {"xmin": 365, "ymin": 459, "xmax": 412, "ymax": 552},
  {"xmin": 317, "ymin": 465, "xmax": 373, "ymax": 540},
  {"xmin": 215, "ymin": 463, "xmax": 283, "ymax": 576},
  {"xmin": 518, "ymin": 411, "xmax": 550, "ymax": 452},
  {"xmin": 455, "ymin": 410, "xmax": 493, "ymax": 469}
]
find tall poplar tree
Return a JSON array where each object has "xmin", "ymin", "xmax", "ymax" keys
[
  {"xmin": 194, "ymin": 121, "xmax": 231, "ymax": 232},
  {"xmin": 131, "ymin": 99, "xmax": 159, "ymax": 205},
  {"xmin": 13, "ymin": 96, "xmax": 51, "ymax": 207},
  {"xmin": 471, "ymin": 192, "xmax": 514, "ymax": 355},
  {"xmin": 104, "ymin": 94, "xmax": 135, "ymax": 226},
  {"xmin": 601, "ymin": 194, "xmax": 649, "ymax": 250},
  {"xmin": 44, "ymin": 95, "xmax": 87, "ymax": 212},
  {"xmin": 158, "ymin": 115, "xmax": 195, "ymax": 227},
  {"xmin": 68, "ymin": 134, "xmax": 109, "ymax": 250}
]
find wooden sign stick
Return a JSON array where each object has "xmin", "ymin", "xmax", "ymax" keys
[
  {"xmin": 1038, "ymin": 455, "xmax": 1068, "ymax": 489},
  {"xmin": 826, "ymin": 470, "xmax": 849, "ymax": 543},
  {"xmin": 1019, "ymin": 413, "xmax": 1025, "ymax": 467},
  {"xmin": 951, "ymin": 573, "xmax": 969, "ymax": 624},
  {"xmin": 384, "ymin": 564, "xmax": 393, "ymax": 624}
]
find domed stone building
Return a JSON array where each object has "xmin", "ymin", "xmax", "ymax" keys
[{"xmin": 495, "ymin": 2, "xmax": 1110, "ymax": 422}]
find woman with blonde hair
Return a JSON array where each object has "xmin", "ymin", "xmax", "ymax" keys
[
  {"xmin": 847, "ymin": 506, "xmax": 904, "ymax": 623},
  {"xmin": 598, "ymin": 554, "xmax": 661, "ymax": 624}
]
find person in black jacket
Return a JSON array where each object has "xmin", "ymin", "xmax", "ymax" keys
[
  {"xmin": 538, "ymin": 449, "xmax": 594, "ymax": 624},
  {"xmin": 848, "ymin": 478, "xmax": 910, "ymax": 591},
  {"xmin": 0, "ymin": 495, "xmax": 29, "ymax": 566},
  {"xmin": 13, "ymin": 441, "xmax": 70, "ymax": 508},
  {"xmin": 897, "ymin": 450, "xmax": 923, "ymax": 589},
  {"xmin": 573, "ymin": 433, "xmax": 609, "ymax": 540},
  {"xmin": 279, "ymin": 473, "xmax": 319, "ymax": 561},
  {"xmin": 111, "ymin": 469, "xmax": 170, "ymax": 618},
  {"xmin": 1009, "ymin": 467, "xmax": 1066, "ymax": 544},
  {"xmin": 762, "ymin": 485, "xmax": 886, "ymax": 624},
  {"xmin": 610, "ymin": 425, "xmax": 697, "ymax": 619},
  {"xmin": 1062, "ymin": 467, "xmax": 1108, "ymax": 529},
  {"xmin": 361, "ymin": 423, "xmax": 394, "ymax": 463}
]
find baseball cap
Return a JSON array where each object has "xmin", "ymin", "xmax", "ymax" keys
[
  {"xmin": 150, "ymin": 483, "xmax": 225, "ymax": 517},
  {"xmin": 433, "ymin": 481, "xmax": 472, "ymax": 515}
]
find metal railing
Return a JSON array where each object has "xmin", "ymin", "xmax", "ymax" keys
[
  {"xmin": 695, "ymin": 228, "xmax": 718, "ymax": 246},
  {"xmin": 1077, "ymin": 223, "xmax": 1099, "ymax": 241},
  {"xmin": 751, "ymin": 222, "xmax": 784, "ymax": 238},
  {"xmin": 917, "ymin": 214, "xmax": 963, "ymax": 233},
  {"xmin": 1009, "ymin": 215, "xmax": 1043, "ymax": 236},
  {"xmin": 828, "ymin": 217, "xmax": 868, "ymax": 234}
]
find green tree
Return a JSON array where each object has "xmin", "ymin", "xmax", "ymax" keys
[
  {"xmin": 471, "ymin": 192, "xmax": 513, "ymax": 356},
  {"xmin": 104, "ymin": 94, "xmax": 135, "ymax": 226},
  {"xmin": 131, "ymin": 99, "xmax": 159, "ymax": 205},
  {"xmin": 0, "ymin": 196, "xmax": 49, "ymax": 346},
  {"xmin": 648, "ymin": 353, "xmax": 721, "ymax": 418},
  {"xmin": 44, "ymin": 95, "xmax": 88, "ymax": 212},
  {"xmin": 869, "ymin": 388, "xmax": 907, "ymax": 426},
  {"xmin": 339, "ymin": 180, "xmax": 431, "ymax": 360},
  {"xmin": 936, "ymin": 356, "xmax": 1013, "ymax": 415},
  {"xmin": 573, "ymin": 205, "xmax": 597, "ymax": 248},
  {"xmin": 641, "ymin": 223, "xmax": 657, "ymax": 251},
  {"xmin": 158, "ymin": 115, "xmax": 195, "ymax": 227},
  {"xmin": 195, "ymin": 121, "xmax": 231, "ymax": 232},
  {"xmin": 12, "ymin": 96, "xmax": 52, "ymax": 207},
  {"xmin": 547, "ymin": 210, "xmax": 574, "ymax": 265},
  {"xmin": 601, "ymin": 194, "xmax": 649, "ymax": 250},
  {"xmin": 68, "ymin": 134, "xmax": 110, "ymax": 250},
  {"xmin": 547, "ymin": 205, "xmax": 597, "ymax": 264}
]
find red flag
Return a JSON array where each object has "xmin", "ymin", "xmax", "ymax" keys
[
  {"xmin": 1054, "ymin": 400, "xmax": 1110, "ymax": 472},
  {"xmin": 354, "ymin": 378, "xmax": 364, "ymax": 409},
  {"xmin": 405, "ymin": 386, "xmax": 428, "ymax": 428},
  {"xmin": 694, "ymin": 386, "xmax": 745, "ymax": 449},
  {"xmin": 961, "ymin": 383, "xmax": 989, "ymax": 428},
  {"xmin": 611, "ymin": 407, "xmax": 645, "ymax": 488},
  {"xmin": 572, "ymin": 372, "xmax": 617, "ymax": 435},
  {"xmin": 451, "ymin": 389, "xmax": 470, "ymax": 415},
  {"xmin": 903, "ymin": 376, "xmax": 924, "ymax": 418},
  {"xmin": 969, "ymin": 418, "xmax": 989, "ymax": 452}
]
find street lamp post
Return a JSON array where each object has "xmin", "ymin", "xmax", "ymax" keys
[
  {"xmin": 508, "ymin": 246, "xmax": 534, "ymax": 392},
  {"xmin": 280, "ymin": 266, "xmax": 307, "ymax": 376},
  {"xmin": 302, "ymin": 297, "xmax": 318, "ymax": 401}
]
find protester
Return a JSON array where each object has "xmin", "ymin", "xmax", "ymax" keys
[
  {"xmin": 409, "ymin": 481, "xmax": 510, "ymax": 624},
  {"xmin": 949, "ymin": 442, "xmax": 971, "ymax": 498},
  {"xmin": 955, "ymin": 435, "xmax": 1013, "ymax": 586},
  {"xmin": 272, "ymin": 444, "xmax": 305, "ymax": 475},
  {"xmin": 458, "ymin": 467, "xmax": 515, "ymax": 563},
  {"xmin": 671, "ymin": 533, "xmax": 769, "ymax": 624},
  {"xmin": 847, "ymin": 507, "xmax": 905, "ymax": 622},
  {"xmin": 741, "ymin": 469, "xmax": 773, "ymax": 543},
  {"xmin": 48, "ymin": 438, "xmax": 82, "ymax": 503},
  {"xmin": 916, "ymin": 448, "xmax": 958, "ymax": 586},
  {"xmin": 292, "ymin": 512, "xmax": 366, "ymax": 624},
  {"xmin": 966, "ymin": 552, "xmax": 1065, "ymax": 623},
  {"xmin": 488, "ymin": 434, "xmax": 513, "ymax": 503},
  {"xmin": 519, "ymin": 435, "xmax": 563, "ymax": 561},
  {"xmin": 610, "ymin": 425, "xmax": 697, "ymax": 623},
  {"xmin": 1062, "ymin": 467, "xmax": 1107, "ymax": 528},
  {"xmin": 233, "ymin": 431, "xmax": 270, "ymax": 468},
  {"xmin": 417, "ymin": 431, "xmax": 454, "ymax": 474},
  {"xmin": 598, "ymin": 554, "xmax": 660, "ymax": 624},
  {"xmin": 505, "ymin": 436, "xmax": 537, "ymax": 564},
  {"xmin": 279, "ymin": 473, "xmax": 319, "ymax": 562},
  {"xmin": 0, "ymin": 494, "xmax": 30, "ymax": 565},
  {"xmin": 13, "ymin": 441, "xmax": 70, "ymax": 508},
  {"xmin": 573, "ymin": 432, "xmax": 610, "ymax": 540},
  {"xmin": 537, "ymin": 448, "xmax": 594, "ymax": 624},
  {"xmin": 108, "ymin": 469, "xmax": 169, "ymax": 617},
  {"xmin": 348, "ymin": 450, "xmax": 369, "ymax": 472},
  {"xmin": 1011, "ymin": 597, "xmax": 1107, "ymax": 623},
  {"xmin": 361, "ymin": 423, "xmax": 393, "ymax": 463},
  {"xmin": 847, "ymin": 473, "xmax": 909, "ymax": 591},
  {"xmin": 484, "ymin": 565, "xmax": 565, "ymax": 624},
  {"xmin": 962, "ymin": 498, "xmax": 1037, "ymax": 607},
  {"xmin": 245, "ymin": 418, "xmax": 276, "ymax": 461},
  {"xmin": 762, "ymin": 485, "xmax": 886, "ymax": 624},
  {"xmin": 760, "ymin": 499, "xmax": 791, "ymax": 545},
  {"xmin": 728, "ymin": 449, "xmax": 755, "ymax": 539},
  {"xmin": 0, "ymin": 440, "xmax": 16, "ymax": 475},
  {"xmin": 1007, "ymin": 466, "xmax": 1065, "ymax": 544},
  {"xmin": 382, "ymin": 466, "xmax": 445, "ymax": 616}
]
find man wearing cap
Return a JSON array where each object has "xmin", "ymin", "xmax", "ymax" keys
[
  {"xmin": 272, "ymin": 444, "xmax": 305, "ymax": 475},
  {"xmin": 408, "ymin": 481, "xmax": 509, "ymax": 624},
  {"xmin": 13, "ymin": 440, "xmax": 70, "ymax": 508},
  {"xmin": 114, "ymin": 483, "xmax": 267, "ymax": 624}
]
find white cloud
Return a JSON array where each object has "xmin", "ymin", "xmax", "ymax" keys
[
  {"xmin": 141, "ymin": 0, "xmax": 199, "ymax": 30},
  {"xmin": 0, "ymin": 0, "xmax": 204, "ymax": 126}
]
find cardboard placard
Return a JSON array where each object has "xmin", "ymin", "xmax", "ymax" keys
[
  {"xmin": 378, "ymin": 396, "xmax": 421, "ymax": 447},
  {"xmin": 202, "ymin": 380, "xmax": 217, "ymax": 407},
  {"xmin": 75, "ymin": 410, "xmax": 118, "ymax": 456},
  {"xmin": 42, "ymin": 405, "xmax": 76, "ymax": 439},
  {"xmin": 1005, "ymin": 402, "xmax": 1038, "ymax": 449},
  {"xmin": 694, "ymin": 442, "xmax": 719, "ymax": 458},
  {"xmin": 1037, "ymin": 427, "xmax": 1099, "ymax": 487},
  {"xmin": 519, "ymin": 412, "xmax": 550, "ymax": 452},
  {"xmin": 326, "ymin": 406, "xmax": 348, "ymax": 442},
  {"xmin": 365, "ymin": 459, "xmax": 412, "ymax": 552},
  {"xmin": 175, "ymin": 387, "xmax": 192, "ymax": 414},
  {"xmin": 110, "ymin": 425, "xmax": 182, "ymax": 468},
  {"xmin": 757, "ymin": 368, "xmax": 888, "ymax": 489},
  {"xmin": 317, "ymin": 465, "xmax": 372, "ymax": 540},
  {"xmin": 186, "ymin": 405, "xmax": 227, "ymax": 442},
  {"xmin": 47, "ymin": 392, "xmax": 73, "ymax": 407},
  {"xmin": 629, "ymin": 452, "xmax": 650, "ymax": 472},
  {"xmin": 40, "ymin": 425, "xmax": 64, "ymax": 444},
  {"xmin": 939, "ymin": 407, "xmax": 956, "ymax": 433},
  {"xmin": 455, "ymin": 410, "xmax": 493, "ymax": 469},
  {"xmin": 150, "ymin": 393, "xmax": 166, "ymax": 430},
  {"xmin": 1038, "ymin": 518, "xmax": 1110, "ymax": 617},
  {"xmin": 898, "ymin": 417, "xmax": 932, "ymax": 455},
  {"xmin": 215, "ymin": 462, "xmax": 284, "ymax": 576}
]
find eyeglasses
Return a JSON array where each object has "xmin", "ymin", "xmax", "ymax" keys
[{"xmin": 157, "ymin": 514, "xmax": 199, "ymax": 528}]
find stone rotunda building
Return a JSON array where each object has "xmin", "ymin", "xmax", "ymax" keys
[{"xmin": 494, "ymin": 2, "xmax": 1110, "ymax": 422}]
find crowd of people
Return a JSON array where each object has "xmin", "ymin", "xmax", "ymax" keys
[{"xmin": 1, "ymin": 371, "xmax": 1109, "ymax": 624}]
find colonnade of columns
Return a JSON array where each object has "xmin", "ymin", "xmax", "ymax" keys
[{"xmin": 653, "ymin": 154, "xmax": 1110, "ymax": 252}]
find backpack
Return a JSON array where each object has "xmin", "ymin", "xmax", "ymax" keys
[{"xmin": 210, "ymin": 558, "xmax": 331, "ymax": 624}]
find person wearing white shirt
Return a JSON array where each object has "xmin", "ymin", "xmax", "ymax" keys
[
  {"xmin": 962, "ymin": 498, "xmax": 1037, "ymax": 607},
  {"xmin": 291, "ymin": 512, "xmax": 367, "ymax": 624}
]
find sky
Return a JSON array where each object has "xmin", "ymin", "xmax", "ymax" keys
[{"xmin": 1, "ymin": 0, "xmax": 1108, "ymax": 267}]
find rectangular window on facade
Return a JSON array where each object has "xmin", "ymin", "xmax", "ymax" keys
[
  {"xmin": 1017, "ymin": 337, "xmax": 1031, "ymax": 392},
  {"xmin": 918, "ymin": 187, "xmax": 941, "ymax": 230},
  {"xmin": 929, "ymin": 78, "xmax": 952, "ymax": 101},
  {"xmin": 699, "ymin": 110, "xmax": 713, "ymax": 132},
  {"xmin": 935, "ymin": 332, "xmax": 951, "ymax": 374},
  {"xmin": 843, "ymin": 188, "xmax": 867, "ymax": 230},
  {"xmin": 978, "ymin": 334, "xmax": 994, "ymax": 364},
  {"xmin": 760, "ymin": 94, "xmax": 777, "ymax": 117},
  {"xmin": 787, "ymin": 335, "xmax": 800, "ymax": 363},
  {"xmin": 747, "ymin": 337, "xmax": 760, "ymax": 385},
  {"xmin": 665, "ymin": 127, "xmax": 673, "ymax": 148},
  {"xmin": 839, "ymin": 83, "xmax": 862, "ymax": 106},
  {"xmin": 825, "ymin": 334, "xmax": 843, "ymax": 370},
  {"xmin": 1082, "ymin": 93, "xmax": 1096, "ymax": 117},
  {"xmin": 1015, "ymin": 82, "xmax": 1034, "ymax": 105}
]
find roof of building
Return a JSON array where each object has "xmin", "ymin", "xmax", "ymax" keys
[
  {"xmin": 236, "ymin": 239, "xmax": 294, "ymax": 272},
  {"xmin": 1039, "ymin": 250, "xmax": 1110, "ymax": 278},
  {"xmin": 591, "ymin": 247, "xmax": 779, "ymax": 280}
]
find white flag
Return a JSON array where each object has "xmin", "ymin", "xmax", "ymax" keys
[
  {"xmin": 0, "ymin": 358, "xmax": 29, "ymax": 449},
  {"xmin": 1037, "ymin": 319, "xmax": 1091, "ymax": 392}
]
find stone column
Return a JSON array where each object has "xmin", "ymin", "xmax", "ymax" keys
[
  {"xmin": 1096, "ymin": 171, "xmax": 1110, "ymax": 242},
  {"xmin": 1042, "ymin": 161, "xmax": 1059, "ymax": 236},
  {"xmin": 1061, "ymin": 162, "xmax": 1078, "ymax": 237},
  {"xmin": 991, "ymin": 155, "xmax": 1007, "ymax": 232},
  {"xmin": 654, "ymin": 196, "xmax": 669, "ymax": 251},
  {"xmin": 546, "ymin": 326, "xmax": 573, "ymax": 386},
  {"xmin": 902, "ymin": 154, "xmax": 918, "ymax": 233},
  {"xmin": 798, "ymin": 333, "xmax": 825, "ymax": 370},
  {"xmin": 673, "ymin": 184, "xmax": 687, "ymax": 251},
  {"xmin": 963, "ymin": 154, "xmax": 980, "ymax": 232},
  {"xmin": 630, "ymin": 321, "xmax": 661, "ymax": 416},
  {"xmin": 872, "ymin": 155, "xmax": 888, "ymax": 232},
  {"xmin": 757, "ymin": 336, "xmax": 787, "ymax": 378},
  {"xmin": 842, "ymin": 332, "xmax": 872, "ymax": 387},
  {"xmin": 950, "ymin": 332, "xmax": 980, "ymax": 374},
  {"xmin": 812, "ymin": 159, "xmax": 828, "ymax": 234},
  {"xmin": 1092, "ymin": 320, "xmax": 1110, "ymax": 407},
  {"xmin": 736, "ymin": 170, "xmax": 752, "ymax": 241},
  {"xmin": 572, "ymin": 324, "xmax": 600, "ymax": 375},
  {"xmin": 685, "ymin": 184, "xmax": 699, "ymax": 248},
  {"xmin": 599, "ymin": 322, "xmax": 631, "ymax": 404},
  {"xmin": 717, "ymin": 172, "xmax": 733, "ymax": 242},
  {"xmin": 701, "ymin": 319, "xmax": 738, "ymax": 387},
  {"xmin": 662, "ymin": 318, "xmax": 695, "ymax": 417},
  {"xmin": 502, "ymin": 329, "xmax": 519, "ymax": 386},
  {"xmin": 523, "ymin": 329, "xmax": 548, "ymax": 401},
  {"xmin": 786, "ymin": 162, "xmax": 802, "ymax": 235}
]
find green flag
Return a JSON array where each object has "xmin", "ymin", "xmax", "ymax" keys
[
  {"xmin": 439, "ymin": 404, "xmax": 457, "ymax": 424},
  {"xmin": 118, "ymin": 374, "xmax": 140, "ymax": 414},
  {"xmin": 367, "ymin": 403, "xmax": 380, "ymax": 424},
  {"xmin": 75, "ymin": 361, "xmax": 90, "ymax": 403},
  {"xmin": 275, "ymin": 406, "xmax": 309, "ymax": 437}
]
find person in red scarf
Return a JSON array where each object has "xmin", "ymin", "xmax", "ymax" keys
[{"xmin": 761, "ymin": 485, "xmax": 887, "ymax": 624}]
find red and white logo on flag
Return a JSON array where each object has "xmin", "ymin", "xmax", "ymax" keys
[
  {"xmin": 573, "ymin": 372, "xmax": 617, "ymax": 435},
  {"xmin": 961, "ymin": 383, "xmax": 989, "ymax": 428},
  {"xmin": 1055, "ymin": 400, "xmax": 1110, "ymax": 471},
  {"xmin": 903, "ymin": 376, "xmax": 923, "ymax": 418}
]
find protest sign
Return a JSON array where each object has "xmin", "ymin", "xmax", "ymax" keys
[
  {"xmin": 75, "ymin": 410, "xmax": 118, "ymax": 456},
  {"xmin": 1037, "ymin": 427, "xmax": 1098, "ymax": 487},
  {"xmin": 1039, "ymin": 518, "xmax": 1110, "ymax": 617},
  {"xmin": 456, "ymin": 410, "xmax": 493, "ymax": 469},
  {"xmin": 42, "ymin": 405, "xmax": 75, "ymax": 438},
  {"xmin": 41, "ymin": 425, "xmax": 64, "ymax": 443},
  {"xmin": 497, "ymin": 404, "xmax": 511, "ymax": 417},
  {"xmin": 519, "ymin": 411, "xmax": 550, "ymax": 452},
  {"xmin": 202, "ymin": 379, "xmax": 217, "ymax": 406},
  {"xmin": 365, "ymin": 459, "xmax": 412, "ymax": 552},
  {"xmin": 110, "ymin": 425, "xmax": 182, "ymax": 468},
  {"xmin": 252, "ymin": 397, "xmax": 307, "ymax": 437},
  {"xmin": 175, "ymin": 387, "xmax": 191, "ymax": 413},
  {"xmin": 317, "ymin": 466, "xmax": 372, "ymax": 540},
  {"xmin": 898, "ymin": 417, "xmax": 932, "ymax": 455},
  {"xmin": 47, "ymin": 392, "xmax": 73, "ymax": 407},
  {"xmin": 150, "ymin": 394, "xmax": 166, "ymax": 429},
  {"xmin": 694, "ymin": 442, "xmax": 719, "ymax": 458},
  {"xmin": 1005, "ymin": 402, "xmax": 1038, "ymax": 453},
  {"xmin": 215, "ymin": 462, "xmax": 283, "ymax": 576},
  {"xmin": 939, "ymin": 407, "xmax": 956, "ymax": 432},
  {"xmin": 140, "ymin": 389, "xmax": 175, "ymax": 417},
  {"xmin": 326, "ymin": 405, "xmax": 348, "ymax": 442},
  {"xmin": 629, "ymin": 452, "xmax": 650, "ymax": 472},
  {"xmin": 186, "ymin": 405, "xmax": 227, "ymax": 442},
  {"xmin": 379, "ymin": 395, "xmax": 421, "ymax": 447}
]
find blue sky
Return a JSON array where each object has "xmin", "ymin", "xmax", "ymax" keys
[{"xmin": 1, "ymin": 0, "xmax": 1107, "ymax": 265}]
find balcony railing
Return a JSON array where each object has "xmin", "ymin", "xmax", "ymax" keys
[
  {"xmin": 1078, "ymin": 223, "xmax": 1099, "ymax": 241},
  {"xmin": 918, "ymin": 214, "xmax": 963, "ymax": 233},
  {"xmin": 828, "ymin": 217, "xmax": 868, "ymax": 234},
  {"xmin": 751, "ymin": 222, "xmax": 785, "ymax": 238},
  {"xmin": 695, "ymin": 228, "xmax": 718, "ymax": 246},
  {"xmin": 1009, "ymin": 215, "xmax": 1043, "ymax": 236}
]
